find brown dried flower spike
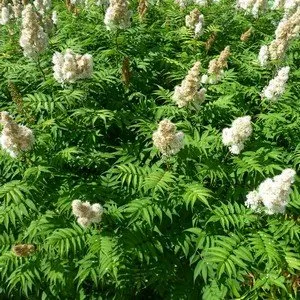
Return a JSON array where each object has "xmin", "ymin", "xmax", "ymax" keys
[
  {"xmin": 122, "ymin": 57, "xmax": 131, "ymax": 87},
  {"xmin": 205, "ymin": 32, "xmax": 217, "ymax": 52},
  {"xmin": 65, "ymin": 0, "xmax": 76, "ymax": 13},
  {"xmin": 7, "ymin": 83, "xmax": 34, "ymax": 123},
  {"xmin": 138, "ymin": 0, "xmax": 148, "ymax": 21},
  {"xmin": 8, "ymin": 82, "xmax": 23, "ymax": 114},
  {"xmin": 12, "ymin": 244, "xmax": 35, "ymax": 257},
  {"xmin": 240, "ymin": 28, "xmax": 252, "ymax": 42}
]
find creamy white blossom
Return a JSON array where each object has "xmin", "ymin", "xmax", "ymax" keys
[
  {"xmin": 12, "ymin": 0, "xmax": 23, "ymax": 18},
  {"xmin": 262, "ymin": 66, "xmax": 289, "ymax": 101},
  {"xmin": 173, "ymin": 61, "xmax": 206, "ymax": 109},
  {"xmin": 245, "ymin": 190, "xmax": 261, "ymax": 211},
  {"xmin": 19, "ymin": 4, "xmax": 48, "ymax": 58},
  {"xmin": 258, "ymin": 45, "xmax": 269, "ymax": 67},
  {"xmin": 0, "ymin": 6, "xmax": 10, "ymax": 25},
  {"xmin": 95, "ymin": 0, "xmax": 109, "ymax": 6},
  {"xmin": 245, "ymin": 169, "xmax": 296, "ymax": 214},
  {"xmin": 252, "ymin": 0, "xmax": 268, "ymax": 17},
  {"xmin": 175, "ymin": 0, "xmax": 189, "ymax": 8},
  {"xmin": 268, "ymin": 8, "xmax": 300, "ymax": 60},
  {"xmin": 185, "ymin": 9, "xmax": 204, "ymax": 37},
  {"xmin": 194, "ymin": 0, "xmax": 207, "ymax": 5},
  {"xmin": 0, "ymin": 111, "xmax": 34, "ymax": 158},
  {"xmin": 34, "ymin": 0, "xmax": 52, "ymax": 15},
  {"xmin": 195, "ymin": 21, "xmax": 204, "ymax": 36},
  {"xmin": 236, "ymin": 0, "xmax": 268, "ymax": 17},
  {"xmin": 236, "ymin": 0, "xmax": 253, "ymax": 10},
  {"xmin": 284, "ymin": 0, "xmax": 300, "ymax": 13},
  {"xmin": 52, "ymin": 49, "xmax": 93, "ymax": 84},
  {"xmin": 272, "ymin": 0, "xmax": 284, "ymax": 10},
  {"xmin": 72, "ymin": 200, "xmax": 104, "ymax": 228},
  {"xmin": 275, "ymin": 10, "xmax": 300, "ymax": 40},
  {"xmin": 52, "ymin": 10, "xmax": 57, "ymax": 24},
  {"xmin": 222, "ymin": 116, "xmax": 252, "ymax": 155},
  {"xmin": 104, "ymin": 0, "xmax": 131, "ymax": 30},
  {"xmin": 201, "ymin": 74, "xmax": 208, "ymax": 84},
  {"xmin": 272, "ymin": 0, "xmax": 300, "ymax": 14},
  {"xmin": 152, "ymin": 119, "xmax": 184, "ymax": 156},
  {"xmin": 178, "ymin": 0, "xmax": 212, "ymax": 7},
  {"xmin": 70, "ymin": 0, "xmax": 85, "ymax": 4}
]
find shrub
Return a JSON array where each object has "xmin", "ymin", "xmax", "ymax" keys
[{"xmin": 0, "ymin": 0, "xmax": 299, "ymax": 298}]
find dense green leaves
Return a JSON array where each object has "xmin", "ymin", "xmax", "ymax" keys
[{"xmin": 0, "ymin": 0, "xmax": 299, "ymax": 298}]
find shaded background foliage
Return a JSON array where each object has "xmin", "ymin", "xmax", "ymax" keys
[{"xmin": 0, "ymin": 0, "xmax": 299, "ymax": 299}]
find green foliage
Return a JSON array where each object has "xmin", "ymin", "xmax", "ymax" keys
[{"xmin": 0, "ymin": 0, "xmax": 299, "ymax": 299}]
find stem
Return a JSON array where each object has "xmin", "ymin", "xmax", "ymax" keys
[
  {"xmin": 36, "ymin": 56, "xmax": 46, "ymax": 81},
  {"xmin": 115, "ymin": 29, "xmax": 119, "ymax": 66},
  {"xmin": 223, "ymin": 150, "xmax": 230, "ymax": 162},
  {"xmin": 166, "ymin": 160, "xmax": 170, "ymax": 170}
]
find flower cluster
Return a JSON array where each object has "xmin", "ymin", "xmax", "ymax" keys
[
  {"xmin": 104, "ymin": 0, "xmax": 131, "ymax": 30},
  {"xmin": 269, "ymin": 8, "xmax": 300, "ymax": 60},
  {"xmin": 173, "ymin": 61, "xmax": 206, "ymax": 109},
  {"xmin": 12, "ymin": 244, "xmax": 36, "ymax": 257},
  {"xmin": 174, "ymin": 0, "xmax": 188, "ymax": 9},
  {"xmin": 271, "ymin": 0, "xmax": 284, "ymax": 10},
  {"xmin": 12, "ymin": 0, "xmax": 23, "ymax": 18},
  {"xmin": 258, "ymin": 45, "xmax": 269, "ymax": 67},
  {"xmin": 31, "ymin": 0, "xmax": 56, "ymax": 33},
  {"xmin": 0, "ymin": 0, "xmax": 23, "ymax": 25},
  {"xmin": 1, "ymin": 6, "xmax": 10, "ymax": 25},
  {"xmin": 262, "ymin": 66, "xmax": 289, "ymax": 101},
  {"xmin": 34, "ymin": 0, "xmax": 51, "ymax": 15},
  {"xmin": 72, "ymin": 200, "xmax": 104, "ymax": 228},
  {"xmin": 51, "ymin": 10, "xmax": 57, "ymax": 24},
  {"xmin": 152, "ymin": 119, "xmax": 184, "ymax": 156},
  {"xmin": 222, "ymin": 116, "xmax": 252, "ymax": 154},
  {"xmin": 70, "ymin": 0, "xmax": 86, "ymax": 4},
  {"xmin": 202, "ymin": 46, "xmax": 231, "ymax": 84},
  {"xmin": 245, "ymin": 169, "xmax": 296, "ymax": 214},
  {"xmin": 175, "ymin": 0, "xmax": 216, "ymax": 7},
  {"xmin": 272, "ymin": 0, "xmax": 300, "ymax": 15},
  {"xmin": 260, "ymin": 8, "xmax": 300, "ymax": 62},
  {"xmin": 95, "ymin": 0, "xmax": 109, "ymax": 7},
  {"xmin": 52, "ymin": 49, "xmax": 93, "ymax": 84},
  {"xmin": 236, "ymin": 0, "xmax": 268, "ymax": 17},
  {"xmin": 194, "ymin": 0, "xmax": 208, "ymax": 5},
  {"xmin": 0, "ymin": 111, "xmax": 34, "ymax": 158},
  {"xmin": 19, "ymin": 4, "xmax": 48, "ymax": 58},
  {"xmin": 185, "ymin": 8, "xmax": 204, "ymax": 37}
]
